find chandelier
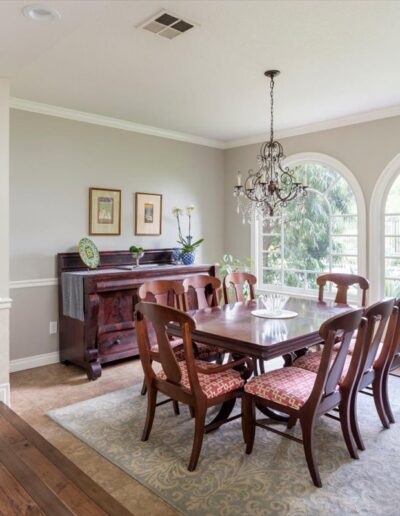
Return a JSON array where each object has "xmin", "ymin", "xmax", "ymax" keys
[{"xmin": 233, "ymin": 70, "xmax": 307, "ymax": 223}]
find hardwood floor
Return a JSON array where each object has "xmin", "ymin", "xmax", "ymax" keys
[
  {"xmin": 0, "ymin": 402, "xmax": 132, "ymax": 515},
  {"xmin": 9, "ymin": 359, "xmax": 177, "ymax": 516}
]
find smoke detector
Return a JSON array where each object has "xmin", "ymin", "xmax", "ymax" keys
[{"xmin": 139, "ymin": 10, "xmax": 196, "ymax": 40}]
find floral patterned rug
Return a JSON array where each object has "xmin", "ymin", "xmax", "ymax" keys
[{"xmin": 48, "ymin": 380, "xmax": 400, "ymax": 515}]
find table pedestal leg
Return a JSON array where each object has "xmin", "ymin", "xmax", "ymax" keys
[{"xmin": 205, "ymin": 398, "xmax": 238, "ymax": 433}]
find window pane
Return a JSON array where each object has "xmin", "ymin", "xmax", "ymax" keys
[
  {"xmin": 328, "ymin": 177, "xmax": 357, "ymax": 215},
  {"xmin": 386, "ymin": 176, "xmax": 400, "ymax": 213},
  {"xmin": 332, "ymin": 255, "xmax": 358, "ymax": 274},
  {"xmin": 332, "ymin": 236, "xmax": 357, "ymax": 255},
  {"xmin": 385, "ymin": 258, "xmax": 400, "ymax": 279},
  {"xmin": 332, "ymin": 215, "xmax": 357, "ymax": 235},
  {"xmin": 262, "ymin": 216, "xmax": 281, "ymax": 234},
  {"xmin": 385, "ymin": 236, "xmax": 400, "ymax": 257},
  {"xmin": 262, "ymin": 251, "xmax": 281, "ymax": 268},
  {"xmin": 385, "ymin": 215, "xmax": 400, "ymax": 235},
  {"xmin": 263, "ymin": 234, "xmax": 280, "ymax": 253},
  {"xmin": 385, "ymin": 278, "xmax": 400, "ymax": 297},
  {"xmin": 262, "ymin": 269, "xmax": 282, "ymax": 285},
  {"xmin": 284, "ymin": 270, "xmax": 307, "ymax": 288}
]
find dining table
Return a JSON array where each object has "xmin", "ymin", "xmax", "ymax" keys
[{"xmin": 168, "ymin": 296, "xmax": 355, "ymax": 431}]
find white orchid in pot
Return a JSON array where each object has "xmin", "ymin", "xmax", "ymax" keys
[{"xmin": 172, "ymin": 205, "xmax": 204, "ymax": 265}]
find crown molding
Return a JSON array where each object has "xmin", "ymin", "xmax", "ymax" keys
[
  {"xmin": 10, "ymin": 97, "xmax": 400, "ymax": 151},
  {"xmin": 224, "ymin": 103, "xmax": 400, "ymax": 149},
  {"xmin": 10, "ymin": 97, "xmax": 225, "ymax": 150},
  {"xmin": 9, "ymin": 278, "xmax": 58, "ymax": 289}
]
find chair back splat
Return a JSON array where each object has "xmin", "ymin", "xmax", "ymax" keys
[
  {"xmin": 314, "ymin": 308, "xmax": 365, "ymax": 401},
  {"xmin": 183, "ymin": 275, "xmax": 221, "ymax": 309},
  {"xmin": 317, "ymin": 273, "xmax": 369, "ymax": 306},
  {"xmin": 223, "ymin": 272, "xmax": 257, "ymax": 304},
  {"xmin": 138, "ymin": 280, "xmax": 187, "ymax": 310}
]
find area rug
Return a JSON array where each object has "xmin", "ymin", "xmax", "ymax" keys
[{"xmin": 48, "ymin": 379, "xmax": 400, "ymax": 515}]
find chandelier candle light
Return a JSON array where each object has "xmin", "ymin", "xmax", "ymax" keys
[{"xmin": 233, "ymin": 70, "xmax": 308, "ymax": 223}]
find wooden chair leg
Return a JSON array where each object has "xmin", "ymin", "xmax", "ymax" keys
[
  {"xmin": 173, "ymin": 400, "xmax": 180, "ymax": 416},
  {"xmin": 141, "ymin": 386, "xmax": 157, "ymax": 441},
  {"xmin": 339, "ymin": 394, "xmax": 359, "ymax": 459},
  {"xmin": 189, "ymin": 405, "xmax": 195, "ymax": 418},
  {"xmin": 258, "ymin": 359, "xmax": 265, "ymax": 375},
  {"xmin": 188, "ymin": 405, "xmax": 207, "ymax": 472},
  {"xmin": 382, "ymin": 371, "xmax": 395, "ymax": 424},
  {"xmin": 300, "ymin": 416, "xmax": 322, "ymax": 488},
  {"xmin": 141, "ymin": 379, "xmax": 147, "ymax": 396},
  {"xmin": 287, "ymin": 414, "xmax": 297, "ymax": 429},
  {"xmin": 242, "ymin": 394, "xmax": 256, "ymax": 452},
  {"xmin": 350, "ymin": 390, "xmax": 365, "ymax": 451},
  {"xmin": 372, "ymin": 375, "xmax": 390, "ymax": 429}
]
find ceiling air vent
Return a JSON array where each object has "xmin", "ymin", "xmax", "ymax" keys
[{"xmin": 139, "ymin": 10, "xmax": 196, "ymax": 40}]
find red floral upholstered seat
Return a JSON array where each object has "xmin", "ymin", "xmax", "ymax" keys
[
  {"xmin": 150, "ymin": 337, "xmax": 185, "ymax": 361},
  {"xmin": 294, "ymin": 350, "xmax": 353, "ymax": 383},
  {"xmin": 157, "ymin": 360, "xmax": 244, "ymax": 399},
  {"xmin": 244, "ymin": 367, "xmax": 318, "ymax": 410}
]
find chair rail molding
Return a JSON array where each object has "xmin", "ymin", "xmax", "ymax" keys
[
  {"xmin": 9, "ymin": 278, "xmax": 58, "ymax": 289},
  {"xmin": 369, "ymin": 152, "xmax": 400, "ymax": 302},
  {"xmin": 0, "ymin": 297, "xmax": 12, "ymax": 310}
]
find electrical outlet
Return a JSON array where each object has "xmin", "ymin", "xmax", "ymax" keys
[{"xmin": 49, "ymin": 321, "xmax": 58, "ymax": 335}]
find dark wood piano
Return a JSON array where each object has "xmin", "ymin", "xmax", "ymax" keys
[{"xmin": 57, "ymin": 248, "xmax": 217, "ymax": 380}]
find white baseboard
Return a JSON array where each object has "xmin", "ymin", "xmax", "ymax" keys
[
  {"xmin": 10, "ymin": 351, "xmax": 60, "ymax": 373},
  {"xmin": 0, "ymin": 383, "xmax": 10, "ymax": 406}
]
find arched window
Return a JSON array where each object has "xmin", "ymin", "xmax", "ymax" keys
[
  {"xmin": 254, "ymin": 153, "xmax": 366, "ymax": 297},
  {"xmin": 384, "ymin": 174, "xmax": 400, "ymax": 296}
]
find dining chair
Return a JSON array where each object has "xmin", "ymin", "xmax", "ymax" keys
[
  {"xmin": 135, "ymin": 301, "xmax": 253, "ymax": 471},
  {"xmin": 223, "ymin": 272, "xmax": 257, "ymax": 304},
  {"xmin": 294, "ymin": 298, "xmax": 398, "ymax": 445},
  {"xmin": 242, "ymin": 308, "xmax": 366, "ymax": 487},
  {"xmin": 317, "ymin": 273, "xmax": 369, "ymax": 307},
  {"xmin": 183, "ymin": 275, "xmax": 225, "ymax": 362}
]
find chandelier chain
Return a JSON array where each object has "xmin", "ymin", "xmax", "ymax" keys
[{"xmin": 270, "ymin": 75, "xmax": 274, "ymax": 143}]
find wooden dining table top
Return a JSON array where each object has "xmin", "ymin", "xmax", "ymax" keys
[{"xmin": 168, "ymin": 297, "xmax": 355, "ymax": 360}]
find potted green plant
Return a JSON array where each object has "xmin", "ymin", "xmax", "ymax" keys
[
  {"xmin": 129, "ymin": 245, "xmax": 144, "ymax": 267},
  {"xmin": 172, "ymin": 205, "xmax": 204, "ymax": 265}
]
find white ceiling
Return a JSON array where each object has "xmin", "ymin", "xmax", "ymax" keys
[{"xmin": 2, "ymin": 0, "xmax": 400, "ymax": 143}]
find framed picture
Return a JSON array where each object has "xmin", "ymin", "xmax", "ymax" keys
[
  {"xmin": 135, "ymin": 192, "xmax": 162, "ymax": 235},
  {"xmin": 89, "ymin": 187, "xmax": 121, "ymax": 235}
]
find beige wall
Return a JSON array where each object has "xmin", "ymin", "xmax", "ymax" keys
[
  {"xmin": 10, "ymin": 110, "xmax": 225, "ymax": 360},
  {"xmin": 224, "ymin": 115, "xmax": 400, "ymax": 268},
  {"xmin": 0, "ymin": 78, "xmax": 10, "ymax": 402}
]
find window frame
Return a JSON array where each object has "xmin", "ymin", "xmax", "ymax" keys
[
  {"xmin": 370, "ymin": 153, "xmax": 400, "ymax": 302},
  {"xmin": 252, "ymin": 152, "xmax": 367, "ymax": 300}
]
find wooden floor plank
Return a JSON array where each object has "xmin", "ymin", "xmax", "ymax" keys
[
  {"xmin": 0, "ymin": 463, "xmax": 45, "ymax": 516},
  {"xmin": 0, "ymin": 412, "xmax": 105, "ymax": 515},
  {"xmin": 0, "ymin": 403, "xmax": 133, "ymax": 516},
  {"xmin": 0, "ymin": 435, "xmax": 72, "ymax": 516}
]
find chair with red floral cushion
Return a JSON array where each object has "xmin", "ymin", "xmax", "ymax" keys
[
  {"xmin": 223, "ymin": 272, "xmax": 257, "ymax": 304},
  {"xmin": 294, "ymin": 298, "xmax": 397, "ymax": 446},
  {"xmin": 135, "ymin": 301, "xmax": 253, "ymax": 471},
  {"xmin": 317, "ymin": 273, "xmax": 369, "ymax": 307},
  {"xmin": 183, "ymin": 275, "xmax": 225, "ymax": 361},
  {"xmin": 242, "ymin": 308, "xmax": 366, "ymax": 488}
]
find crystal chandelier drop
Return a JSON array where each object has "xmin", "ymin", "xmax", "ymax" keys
[{"xmin": 233, "ymin": 70, "xmax": 308, "ymax": 224}]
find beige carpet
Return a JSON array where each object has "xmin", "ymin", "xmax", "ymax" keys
[{"xmin": 48, "ymin": 380, "xmax": 400, "ymax": 515}]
